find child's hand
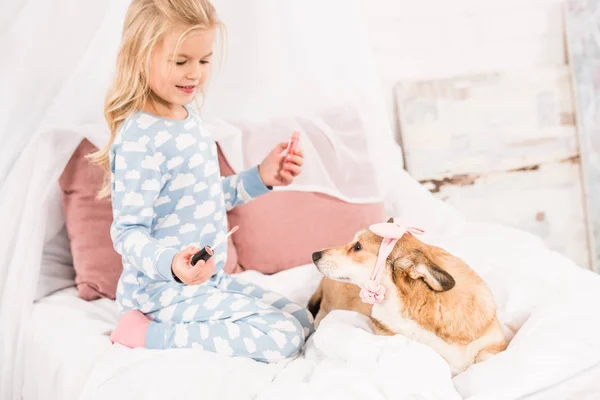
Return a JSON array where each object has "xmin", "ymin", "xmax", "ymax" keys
[
  {"xmin": 259, "ymin": 135, "xmax": 304, "ymax": 187},
  {"xmin": 171, "ymin": 246, "xmax": 215, "ymax": 285}
]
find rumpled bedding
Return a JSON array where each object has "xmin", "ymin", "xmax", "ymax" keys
[{"xmin": 25, "ymin": 222, "xmax": 598, "ymax": 400}]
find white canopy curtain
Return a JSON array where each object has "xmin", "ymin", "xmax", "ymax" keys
[
  {"xmin": 0, "ymin": 0, "xmax": 401, "ymax": 189},
  {"xmin": 1, "ymin": 1, "xmax": 444, "ymax": 398}
]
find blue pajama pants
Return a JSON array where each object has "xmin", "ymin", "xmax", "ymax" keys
[{"xmin": 144, "ymin": 274, "xmax": 315, "ymax": 363}]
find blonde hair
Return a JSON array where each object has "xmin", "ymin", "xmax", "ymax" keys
[{"xmin": 88, "ymin": 0, "xmax": 224, "ymax": 198}]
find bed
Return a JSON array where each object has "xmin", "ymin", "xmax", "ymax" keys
[
  {"xmin": 23, "ymin": 223, "xmax": 600, "ymax": 400},
  {"xmin": 3, "ymin": 0, "xmax": 600, "ymax": 399}
]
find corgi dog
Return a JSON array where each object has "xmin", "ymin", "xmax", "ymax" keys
[{"xmin": 308, "ymin": 218, "xmax": 507, "ymax": 376}]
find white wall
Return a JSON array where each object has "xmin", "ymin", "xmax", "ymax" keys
[
  {"xmin": 362, "ymin": 0, "xmax": 567, "ymax": 137},
  {"xmin": 360, "ymin": 0, "xmax": 596, "ymax": 270}
]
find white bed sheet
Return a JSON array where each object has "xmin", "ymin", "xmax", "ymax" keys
[
  {"xmin": 23, "ymin": 222, "xmax": 600, "ymax": 400},
  {"xmin": 22, "ymin": 265, "xmax": 324, "ymax": 400},
  {"xmin": 23, "ymin": 287, "xmax": 116, "ymax": 400}
]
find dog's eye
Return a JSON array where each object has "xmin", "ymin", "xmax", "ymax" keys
[{"xmin": 353, "ymin": 242, "xmax": 362, "ymax": 252}]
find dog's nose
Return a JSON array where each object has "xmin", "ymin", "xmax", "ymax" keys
[{"xmin": 312, "ymin": 251, "xmax": 323, "ymax": 263}]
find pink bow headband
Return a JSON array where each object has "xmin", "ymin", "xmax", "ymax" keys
[{"xmin": 359, "ymin": 219, "xmax": 424, "ymax": 304}]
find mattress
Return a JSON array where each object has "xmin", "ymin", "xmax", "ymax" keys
[
  {"xmin": 23, "ymin": 287, "xmax": 116, "ymax": 400},
  {"xmin": 23, "ymin": 222, "xmax": 600, "ymax": 400}
]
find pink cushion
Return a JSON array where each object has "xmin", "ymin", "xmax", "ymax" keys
[
  {"xmin": 217, "ymin": 147, "xmax": 386, "ymax": 274},
  {"xmin": 59, "ymin": 139, "xmax": 123, "ymax": 300},
  {"xmin": 59, "ymin": 140, "xmax": 242, "ymax": 301}
]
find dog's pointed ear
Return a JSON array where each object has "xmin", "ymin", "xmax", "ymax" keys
[
  {"xmin": 395, "ymin": 249, "xmax": 455, "ymax": 292},
  {"xmin": 387, "ymin": 217, "xmax": 395, "ymax": 223}
]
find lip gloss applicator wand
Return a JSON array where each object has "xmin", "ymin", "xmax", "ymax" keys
[{"xmin": 191, "ymin": 225, "xmax": 239, "ymax": 266}]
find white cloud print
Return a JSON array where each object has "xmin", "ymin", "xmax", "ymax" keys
[
  {"xmin": 204, "ymin": 160, "xmax": 218, "ymax": 177},
  {"xmin": 194, "ymin": 201, "xmax": 216, "ymax": 220},
  {"xmin": 154, "ymin": 195, "xmax": 171, "ymax": 207},
  {"xmin": 167, "ymin": 156, "xmax": 183, "ymax": 170},
  {"xmin": 125, "ymin": 170, "xmax": 140, "ymax": 180},
  {"xmin": 122, "ymin": 135, "xmax": 150, "ymax": 152},
  {"xmin": 184, "ymin": 119, "xmax": 197, "ymax": 130},
  {"xmin": 179, "ymin": 224, "xmax": 197, "ymax": 234},
  {"xmin": 122, "ymin": 192, "xmax": 144, "ymax": 207},
  {"xmin": 136, "ymin": 114, "xmax": 158, "ymax": 130},
  {"xmin": 156, "ymin": 214, "xmax": 180, "ymax": 229},
  {"xmin": 140, "ymin": 208, "xmax": 154, "ymax": 217},
  {"xmin": 141, "ymin": 152, "xmax": 165, "ymax": 171},
  {"xmin": 176, "ymin": 133, "xmax": 197, "ymax": 151},
  {"xmin": 210, "ymin": 183, "xmax": 221, "ymax": 197},
  {"xmin": 115, "ymin": 155, "xmax": 127, "ymax": 170},
  {"xmin": 194, "ymin": 182, "xmax": 208, "ymax": 193},
  {"xmin": 213, "ymin": 211, "xmax": 222, "ymax": 221},
  {"xmin": 213, "ymin": 337, "xmax": 233, "ymax": 356},
  {"xmin": 161, "ymin": 173, "xmax": 172, "ymax": 186},
  {"xmin": 200, "ymin": 224, "xmax": 216, "ymax": 236},
  {"xmin": 189, "ymin": 154, "xmax": 205, "ymax": 169},
  {"xmin": 174, "ymin": 325, "xmax": 189, "ymax": 347},
  {"xmin": 155, "ymin": 130, "xmax": 172, "ymax": 147},
  {"xmin": 169, "ymin": 173, "xmax": 196, "ymax": 191},
  {"xmin": 158, "ymin": 236, "xmax": 181, "ymax": 247},
  {"xmin": 175, "ymin": 195, "xmax": 195, "ymax": 210},
  {"xmin": 141, "ymin": 179, "xmax": 161, "ymax": 191}
]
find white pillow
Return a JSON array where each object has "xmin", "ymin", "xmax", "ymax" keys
[{"xmin": 34, "ymin": 183, "xmax": 74, "ymax": 301}]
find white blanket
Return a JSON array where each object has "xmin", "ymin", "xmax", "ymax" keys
[{"xmin": 72, "ymin": 222, "xmax": 600, "ymax": 400}]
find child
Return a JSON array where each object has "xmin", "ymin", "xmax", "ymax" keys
[{"xmin": 89, "ymin": 0, "xmax": 314, "ymax": 363}]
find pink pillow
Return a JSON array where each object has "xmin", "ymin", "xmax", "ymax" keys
[
  {"xmin": 60, "ymin": 140, "xmax": 241, "ymax": 301},
  {"xmin": 216, "ymin": 146, "xmax": 386, "ymax": 274},
  {"xmin": 59, "ymin": 139, "xmax": 123, "ymax": 300}
]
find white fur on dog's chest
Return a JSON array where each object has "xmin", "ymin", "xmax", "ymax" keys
[{"xmin": 371, "ymin": 293, "xmax": 472, "ymax": 375}]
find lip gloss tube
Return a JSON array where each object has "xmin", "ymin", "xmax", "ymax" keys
[{"xmin": 191, "ymin": 226, "xmax": 239, "ymax": 266}]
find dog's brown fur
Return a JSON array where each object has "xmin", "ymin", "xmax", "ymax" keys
[
  {"xmin": 308, "ymin": 219, "xmax": 507, "ymax": 375},
  {"xmin": 307, "ymin": 278, "xmax": 372, "ymax": 327}
]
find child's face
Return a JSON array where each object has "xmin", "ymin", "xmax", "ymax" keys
[{"xmin": 148, "ymin": 26, "xmax": 215, "ymax": 110}]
